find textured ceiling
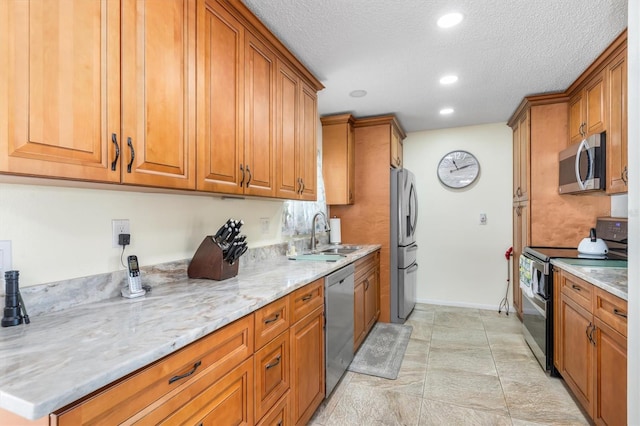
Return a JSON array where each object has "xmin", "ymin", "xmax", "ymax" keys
[{"xmin": 241, "ymin": 0, "xmax": 628, "ymax": 133}]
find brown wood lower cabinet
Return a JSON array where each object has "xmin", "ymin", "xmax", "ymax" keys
[
  {"xmin": 290, "ymin": 305, "xmax": 325, "ymax": 426},
  {"xmin": 354, "ymin": 251, "xmax": 380, "ymax": 351},
  {"xmin": 555, "ymin": 269, "xmax": 627, "ymax": 425},
  {"xmin": 49, "ymin": 279, "xmax": 326, "ymax": 426}
]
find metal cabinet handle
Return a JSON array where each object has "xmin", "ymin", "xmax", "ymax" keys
[
  {"xmin": 622, "ymin": 166, "xmax": 628, "ymax": 185},
  {"xmin": 515, "ymin": 206, "xmax": 521, "ymax": 217},
  {"xmin": 364, "ymin": 278, "xmax": 370, "ymax": 290},
  {"xmin": 111, "ymin": 133, "xmax": 120, "ymax": 171},
  {"xmin": 239, "ymin": 164, "xmax": 245, "ymax": 187},
  {"xmin": 613, "ymin": 308, "xmax": 627, "ymax": 319},
  {"xmin": 579, "ymin": 122, "xmax": 586, "ymax": 137},
  {"xmin": 264, "ymin": 313, "xmax": 280, "ymax": 324},
  {"xmin": 301, "ymin": 179, "xmax": 305, "ymax": 193},
  {"xmin": 266, "ymin": 355, "xmax": 281, "ymax": 370},
  {"xmin": 168, "ymin": 360, "xmax": 202, "ymax": 384},
  {"xmin": 585, "ymin": 323, "xmax": 591, "ymax": 343},
  {"xmin": 126, "ymin": 137, "xmax": 135, "ymax": 173},
  {"xmin": 245, "ymin": 165, "xmax": 252, "ymax": 188},
  {"xmin": 589, "ymin": 324, "xmax": 596, "ymax": 346},
  {"xmin": 515, "ymin": 187, "xmax": 522, "ymax": 198},
  {"xmin": 302, "ymin": 294, "xmax": 313, "ymax": 302},
  {"xmin": 571, "ymin": 284, "xmax": 582, "ymax": 291},
  {"xmin": 277, "ymin": 421, "xmax": 283, "ymax": 426}
]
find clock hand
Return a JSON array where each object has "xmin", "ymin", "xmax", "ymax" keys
[
  {"xmin": 452, "ymin": 160, "xmax": 459, "ymax": 170},
  {"xmin": 449, "ymin": 164, "xmax": 474, "ymax": 173}
]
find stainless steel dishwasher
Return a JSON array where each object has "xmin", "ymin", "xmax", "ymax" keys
[{"xmin": 324, "ymin": 264, "xmax": 355, "ymax": 397}]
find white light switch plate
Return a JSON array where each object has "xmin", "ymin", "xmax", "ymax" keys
[{"xmin": 0, "ymin": 240, "xmax": 12, "ymax": 278}]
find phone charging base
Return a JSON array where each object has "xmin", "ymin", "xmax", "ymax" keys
[{"xmin": 121, "ymin": 287, "xmax": 146, "ymax": 299}]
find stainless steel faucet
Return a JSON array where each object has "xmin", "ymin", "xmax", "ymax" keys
[{"xmin": 310, "ymin": 211, "xmax": 330, "ymax": 252}]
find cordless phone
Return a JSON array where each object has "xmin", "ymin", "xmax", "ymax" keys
[{"xmin": 121, "ymin": 255, "xmax": 146, "ymax": 298}]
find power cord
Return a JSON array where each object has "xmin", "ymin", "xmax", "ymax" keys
[{"xmin": 120, "ymin": 245, "xmax": 128, "ymax": 268}]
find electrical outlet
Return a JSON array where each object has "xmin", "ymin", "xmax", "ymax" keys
[
  {"xmin": 479, "ymin": 213, "xmax": 487, "ymax": 225},
  {"xmin": 112, "ymin": 219, "xmax": 130, "ymax": 247},
  {"xmin": 0, "ymin": 240, "xmax": 12, "ymax": 277}
]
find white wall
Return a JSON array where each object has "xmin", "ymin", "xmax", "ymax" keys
[
  {"xmin": 403, "ymin": 123, "xmax": 513, "ymax": 310},
  {"xmin": 626, "ymin": 0, "xmax": 638, "ymax": 422},
  {"xmin": 0, "ymin": 182, "xmax": 285, "ymax": 288}
]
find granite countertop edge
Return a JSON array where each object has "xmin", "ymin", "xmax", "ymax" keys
[
  {"xmin": 0, "ymin": 244, "xmax": 381, "ymax": 420},
  {"xmin": 550, "ymin": 259, "xmax": 628, "ymax": 301}
]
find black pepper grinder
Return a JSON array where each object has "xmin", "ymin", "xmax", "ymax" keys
[{"xmin": 2, "ymin": 270, "xmax": 30, "ymax": 327}]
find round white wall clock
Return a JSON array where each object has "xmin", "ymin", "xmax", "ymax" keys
[{"xmin": 437, "ymin": 150, "xmax": 480, "ymax": 189}]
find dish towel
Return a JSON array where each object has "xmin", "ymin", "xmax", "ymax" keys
[{"xmin": 519, "ymin": 255, "xmax": 535, "ymax": 298}]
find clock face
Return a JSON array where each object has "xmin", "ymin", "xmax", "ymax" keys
[{"xmin": 437, "ymin": 150, "xmax": 480, "ymax": 189}]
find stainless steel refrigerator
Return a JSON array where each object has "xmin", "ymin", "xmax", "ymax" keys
[{"xmin": 390, "ymin": 168, "xmax": 418, "ymax": 323}]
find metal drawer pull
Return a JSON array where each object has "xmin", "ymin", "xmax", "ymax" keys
[
  {"xmin": 571, "ymin": 284, "xmax": 582, "ymax": 291},
  {"xmin": 613, "ymin": 309, "xmax": 627, "ymax": 319},
  {"xmin": 302, "ymin": 294, "xmax": 313, "ymax": 302},
  {"xmin": 264, "ymin": 313, "xmax": 280, "ymax": 324},
  {"xmin": 246, "ymin": 165, "xmax": 252, "ymax": 187},
  {"xmin": 239, "ymin": 164, "xmax": 245, "ymax": 187},
  {"xmin": 168, "ymin": 360, "xmax": 202, "ymax": 384},
  {"xmin": 266, "ymin": 355, "xmax": 281, "ymax": 369}
]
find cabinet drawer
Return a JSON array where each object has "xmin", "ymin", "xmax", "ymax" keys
[
  {"xmin": 290, "ymin": 279, "xmax": 324, "ymax": 323},
  {"xmin": 254, "ymin": 330, "xmax": 290, "ymax": 421},
  {"xmin": 256, "ymin": 391, "xmax": 290, "ymax": 426},
  {"xmin": 52, "ymin": 314, "xmax": 254, "ymax": 425},
  {"xmin": 255, "ymin": 296, "xmax": 290, "ymax": 350},
  {"xmin": 594, "ymin": 288, "xmax": 627, "ymax": 337},
  {"xmin": 134, "ymin": 356, "xmax": 254, "ymax": 425},
  {"xmin": 560, "ymin": 272, "xmax": 593, "ymax": 311},
  {"xmin": 354, "ymin": 251, "xmax": 378, "ymax": 281}
]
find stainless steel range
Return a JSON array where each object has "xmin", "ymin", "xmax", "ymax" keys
[{"xmin": 521, "ymin": 217, "xmax": 628, "ymax": 374}]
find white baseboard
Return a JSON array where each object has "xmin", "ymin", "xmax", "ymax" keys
[{"xmin": 416, "ymin": 297, "xmax": 516, "ymax": 313}]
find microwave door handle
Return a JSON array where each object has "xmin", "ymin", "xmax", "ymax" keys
[{"xmin": 575, "ymin": 138, "xmax": 589, "ymax": 190}]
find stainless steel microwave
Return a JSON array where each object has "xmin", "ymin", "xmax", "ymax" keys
[{"xmin": 558, "ymin": 132, "xmax": 606, "ymax": 194}]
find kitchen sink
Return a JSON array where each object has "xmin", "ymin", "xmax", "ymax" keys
[
  {"xmin": 289, "ymin": 254, "xmax": 345, "ymax": 262},
  {"xmin": 319, "ymin": 245, "xmax": 362, "ymax": 255},
  {"xmin": 557, "ymin": 258, "xmax": 628, "ymax": 268}
]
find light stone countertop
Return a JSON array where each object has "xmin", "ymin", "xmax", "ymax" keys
[
  {"xmin": 0, "ymin": 245, "xmax": 380, "ymax": 421},
  {"xmin": 550, "ymin": 259, "xmax": 628, "ymax": 301}
]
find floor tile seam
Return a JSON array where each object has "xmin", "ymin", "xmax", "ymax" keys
[
  {"xmin": 484, "ymin": 324, "xmax": 516, "ymax": 422},
  {"xmin": 347, "ymin": 372, "xmax": 426, "ymax": 398},
  {"xmin": 420, "ymin": 395, "xmax": 513, "ymax": 418}
]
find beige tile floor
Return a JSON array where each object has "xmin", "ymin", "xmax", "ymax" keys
[{"xmin": 310, "ymin": 303, "xmax": 589, "ymax": 426}]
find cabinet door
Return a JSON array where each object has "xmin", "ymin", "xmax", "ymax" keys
[
  {"xmin": 321, "ymin": 114, "xmax": 355, "ymax": 205},
  {"xmin": 353, "ymin": 281, "xmax": 365, "ymax": 351},
  {"xmin": 584, "ymin": 73, "xmax": 606, "ymax": 137},
  {"xmin": 569, "ymin": 93, "xmax": 584, "ymax": 144},
  {"xmin": 275, "ymin": 61, "xmax": 300, "ymax": 199},
  {"xmin": 298, "ymin": 81, "xmax": 317, "ymax": 200},
  {"xmin": 560, "ymin": 295, "xmax": 594, "ymax": 416},
  {"xmin": 244, "ymin": 34, "xmax": 276, "ymax": 197},
  {"xmin": 197, "ymin": 0, "xmax": 244, "ymax": 194},
  {"xmin": 0, "ymin": 0, "xmax": 120, "ymax": 182},
  {"xmin": 606, "ymin": 50, "xmax": 628, "ymax": 194},
  {"xmin": 290, "ymin": 306, "xmax": 324, "ymax": 426},
  {"xmin": 364, "ymin": 267, "xmax": 379, "ymax": 331},
  {"xmin": 121, "ymin": 0, "xmax": 196, "ymax": 189},
  {"xmin": 593, "ymin": 318, "xmax": 627, "ymax": 426},
  {"xmin": 390, "ymin": 127, "xmax": 402, "ymax": 168}
]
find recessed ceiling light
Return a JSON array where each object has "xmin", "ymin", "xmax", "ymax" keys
[
  {"xmin": 437, "ymin": 12, "xmax": 463, "ymax": 28},
  {"xmin": 440, "ymin": 108, "xmax": 454, "ymax": 115},
  {"xmin": 439, "ymin": 75, "xmax": 458, "ymax": 85},
  {"xmin": 349, "ymin": 90, "xmax": 367, "ymax": 98}
]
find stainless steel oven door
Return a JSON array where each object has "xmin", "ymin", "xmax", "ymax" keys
[{"xmin": 522, "ymin": 292, "xmax": 548, "ymax": 370}]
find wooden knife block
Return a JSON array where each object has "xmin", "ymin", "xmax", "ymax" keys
[{"xmin": 188, "ymin": 236, "xmax": 239, "ymax": 280}]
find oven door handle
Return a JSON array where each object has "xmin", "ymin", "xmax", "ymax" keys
[{"xmin": 523, "ymin": 253, "xmax": 548, "ymax": 275}]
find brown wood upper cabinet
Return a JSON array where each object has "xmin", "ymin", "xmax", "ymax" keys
[
  {"xmin": 198, "ymin": 0, "xmax": 275, "ymax": 196},
  {"xmin": 1, "ymin": 0, "xmax": 197, "ymax": 189},
  {"xmin": 565, "ymin": 30, "xmax": 627, "ymax": 194},
  {"xmin": 568, "ymin": 71, "xmax": 605, "ymax": 144},
  {"xmin": 275, "ymin": 60, "xmax": 318, "ymax": 201},
  {"xmin": 321, "ymin": 114, "xmax": 356, "ymax": 205},
  {"xmin": 390, "ymin": 125, "xmax": 404, "ymax": 168}
]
